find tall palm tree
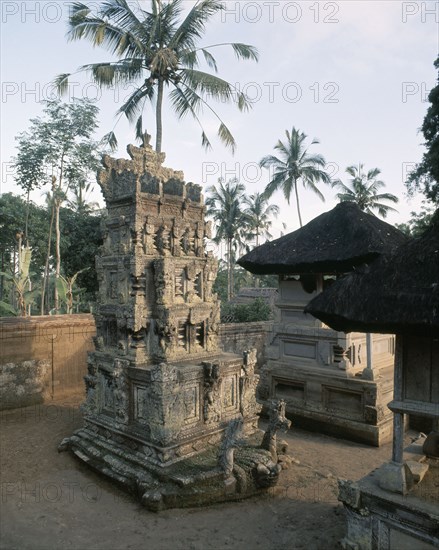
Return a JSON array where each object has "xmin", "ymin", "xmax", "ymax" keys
[
  {"xmin": 260, "ymin": 128, "xmax": 332, "ymax": 227},
  {"xmin": 205, "ymin": 178, "xmax": 249, "ymax": 300},
  {"xmin": 243, "ymin": 192, "xmax": 279, "ymax": 247},
  {"xmin": 56, "ymin": 0, "xmax": 258, "ymax": 153},
  {"xmin": 332, "ymin": 164, "xmax": 399, "ymax": 218}
]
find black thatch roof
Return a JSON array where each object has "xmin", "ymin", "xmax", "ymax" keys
[
  {"xmin": 305, "ymin": 213, "xmax": 439, "ymax": 336},
  {"xmin": 238, "ymin": 202, "xmax": 407, "ymax": 275}
]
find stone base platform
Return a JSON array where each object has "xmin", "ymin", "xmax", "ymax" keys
[
  {"xmin": 60, "ymin": 429, "xmax": 287, "ymax": 511},
  {"xmin": 260, "ymin": 363, "xmax": 395, "ymax": 447},
  {"xmin": 279, "ymin": 407, "xmax": 394, "ymax": 448},
  {"xmin": 338, "ymin": 459, "xmax": 439, "ymax": 549}
]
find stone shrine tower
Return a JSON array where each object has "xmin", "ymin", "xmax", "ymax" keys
[
  {"xmin": 61, "ymin": 140, "xmax": 286, "ymax": 509},
  {"xmin": 94, "ymin": 139, "xmax": 220, "ymax": 365}
]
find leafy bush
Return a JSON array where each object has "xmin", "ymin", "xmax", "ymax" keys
[{"xmin": 221, "ymin": 297, "xmax": 272, "ymax": 323}]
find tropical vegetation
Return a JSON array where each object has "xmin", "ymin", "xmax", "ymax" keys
[
  {"xmin": 243, "ymin": 192, "xmax": 280, "ymax": 248},
  {"xmin": 406, "ymin": 56, "xmax": 439, "ymax": 204},
  {"xmin": 260, "ymin": 127, "xmax": 332, "ymax": 227},
  {"xmin": 0, "ymin": 193, "xmax": 102, "ymax": 317},
  {"xmin": 205, "ymin": 178, "xmax": 249, "ymax": 300},
  {"xmin": 13, "ymin": 99, "xmax": 103, "ymax": 313},
  {"xmin": 332, "ymin": 164, "xmax": 399, "ymax": 218},
  {"xmin": 56, "ymin": 0, "xmax": 258, "ymax": 153}
]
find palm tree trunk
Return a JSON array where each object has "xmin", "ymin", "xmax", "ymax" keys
[
  {"xmin": 227, "ymin": 238, "xmax": 232, "ymax": 301},
  {"xmin": 156, "ymin": 79, "xmax": 164, "ymax": 153},
  {"xmin": 294, "ymin": 179, "xmax": 303, "ymax": 227}
]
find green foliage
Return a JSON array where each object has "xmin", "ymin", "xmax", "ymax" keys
[
  {"xmin": 56, "ymin": 268, "xmax": 89, "ymax": 314},
  {"xmin": 0, "ymin": 193, "xmax": 49, "ymax": 271},
  {"xmin": 258, "ymin": 274, "xmax": 279, "ymax": 288},
  {"xmin": 260, "ymin": 127, "xmax": 332, "ymax": 227},
  {"xmin": 57, "ymin": 0, "xmax": 259, "ymax": 153},
  {"xmin": 406, "ymin": 56, "xmax": 439, "ymax": 204},
  {"xmin": 14, "ymin": 99, "xmax": 101, "ymax": 201},
  {"xmin": 12, "ymin": 100, "xmax": 103, "ymax": 313},
  {"xmin": 332, "ymin": 164, "xmax": 399, "ymax": 218},
  {"xmin": 206, "ymin": 179, "xmax": 250, "ymax": 300},
  {"xmin": 213, "ymin": 265, "xmax": 228, "ymax": 303},
  {"xmin": 58, "ymin": 207, "xmax": 102, "ymax": 302},
  {"xmin": 396, "ymin": 203, "xmax": 436, "ymax": 237},
  {"xmin": 243, "ymin": 192, "xmax": 279, "ymax": 247},
  {"xmin": 220, "ymin": 298, "xmax": 271, "ymax": 323},
  {"xmin": 0, "ymin": 192, "xmax": 102, "ymax": 313},
  {"xmin": 0, "ymin": 247, "xmax": 38, "ymax": 316}
]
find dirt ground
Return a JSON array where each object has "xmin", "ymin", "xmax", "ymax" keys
[{"xmin": 0, "ymin": 394, "xmax": 413, "ymax": 550}]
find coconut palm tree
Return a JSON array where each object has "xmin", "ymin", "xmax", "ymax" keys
[
  {"xmin": 205, "ymin": 178, "xmax": 249, "ymax": 300},
  {"xmin": 243, "ymin": 192, "xmax": 279, "ymax": 247},
  {"xmin": 260, "ymin": 128, "xmax": 332, "ymax": 227},
  {"xmin": 243, "ymin": 192, "xmax": 279, "ymax": 287},
  {"xmin": 55, "ymin": 0, "xmax": 258, "ymax": 153},
  {"xmin": 332, "ymin": 164, "xmax": 399, "ymax": 218}
]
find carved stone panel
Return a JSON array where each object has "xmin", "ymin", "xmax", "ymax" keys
[{"xmin": 223, "ymin": 375, "xmax": 238, "ymax": 411}]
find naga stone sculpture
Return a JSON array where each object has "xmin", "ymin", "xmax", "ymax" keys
[{"xmin": 59, "ymin": 138, "xmax": 289, "ymax": 510}]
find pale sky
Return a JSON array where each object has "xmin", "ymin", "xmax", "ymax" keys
[{"xmin": 1, "ymin": 0, "xmax": 438, "ymax": 238}]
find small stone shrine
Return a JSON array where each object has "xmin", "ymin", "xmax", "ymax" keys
[
  {"xmin": 306, "ymin": 214, "xmax": 439, "ymax": 549},
  {"xmin": 59, "ymin": 137, "xmax": 288, "ymax": 510},
  {"xmin": 238, "ymin": 203, "xmax": 407, "ymax": 446}
]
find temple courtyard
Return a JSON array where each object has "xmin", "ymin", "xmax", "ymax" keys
[{"xmin": 0, "ymin": 393, "xmax": 421, "ymax": 550}]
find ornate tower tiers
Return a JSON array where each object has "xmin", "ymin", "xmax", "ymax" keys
[{"xmin": 60, "ymin": 140, "xmax": 287, "ymax": 510}]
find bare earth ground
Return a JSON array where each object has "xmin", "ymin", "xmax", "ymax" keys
[{"xmin": 0, "ymin": 394, "xmax": 413, "ymax": 550}]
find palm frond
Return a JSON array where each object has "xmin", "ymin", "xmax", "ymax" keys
[
  {"xmin": 117, "ymin": 83, "xmax": 155, "ymax": 122},
  {"xmin": 375, "ymin": 192, "xmax": 399, "ymax": 203},
  {"xmin": 179, "ymin": 49, "xmax": 199, "ymax": 69},
  {"xmin": 69, "ymin": 2, "xmax": 92, "ymax": 25},
  {"xmin": 218, "ymin": 122, "xmax": 236, "ymax": 154},
  {"xmin": 135, "ymin": 115, "xmax": 143, "ymax": 141},
  {"xmin": 102, "ymin": 131, "xmax": 118, "ymax": 151},
  {"xmin": 68, "ymin": 16, "xmax": 144, "ymax": 58},
  {"xmin": 260, "ymin": 154, "xmax": 284, "ymax": 169},
  {"xmin": 231, "ymin": 43, "xmax": 259, "ymax": 62},
  {"xmin": 100, "ymin": 0, "xmax": 144, "ymax": 37},
  {"xmin": 201, "ymin": 131, "xmax": 212, "ymax": 151},
  {"xmin": 79, "ymin": 59, "xmax": 144, "ymax": 86},
  {"xmin": 201, "ymin": 48, "xmax": 218, "ymax": 72},
  {"xmin": 53, "ymin": 73, "xmax": 71, "ymax": 96},
  {"xmin": 170, "ymin": 0, "xmax": 223, "ymax": 50},
  {"xmin": 169, "ymin": 85, "xmax": 212, "ymax": 151}
]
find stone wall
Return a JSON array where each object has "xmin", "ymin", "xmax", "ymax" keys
[
  {"xmin": 0, "ymin": 315, "xmax": 95, "ymax": 410},
  {"xmin": 219, "ymin": 321, "xmax": 272, "ymax": 368},
  {"xmin": 0, "ymin": 316, "xmax": 270, "ymax": 410}
]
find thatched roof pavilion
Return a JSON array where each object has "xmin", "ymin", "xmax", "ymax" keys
[
  {"xmin": 238, "ymin": 202, "xmax": 407, "ymax": 275},
  {"xmin": 305, "ymin": 212, "xmax": 439, "ymax": 337}
]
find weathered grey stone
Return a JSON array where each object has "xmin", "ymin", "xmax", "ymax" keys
[
  {"xmin": 0, "ymin": 360, "xmax": 50, "ymax": 409},
  {"xmin": 406, "ymin": 460, "xmax": 429, "ymax": 483},
  {"xmin": 61, "ymin": 140, "xmax": 288, "ymax": 509},
  {"xmin": 378, "ymin": 461, "xmax": 414, "ymax": 494},
  {"xmin": 258, "ymin": 277, "xmax": 396, "ymax": 446}
]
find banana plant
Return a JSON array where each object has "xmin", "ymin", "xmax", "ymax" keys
[
  {"xmin": 0, "ymin": 246, "xmax": 38, "ymax": 316},
  {"xmin": 55, "ymin": 268, "xmax": 89, "ymax": 314}
]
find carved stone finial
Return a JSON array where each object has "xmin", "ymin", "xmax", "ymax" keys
[{"xmin": 142, "ymin": 132, "xmax": 152, "ymax": 148}]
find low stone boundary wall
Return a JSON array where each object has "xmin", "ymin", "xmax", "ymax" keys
[
  {"xmin": 219, "ymin": 321, "xmax": 272, "ymax": 368},
  {"xmin": 0, "ymin": 315, "xmax": 95, "ymax": 410},
  {"xmin": 0, "ymin": 316, "xmax": 271, "ymax": 410}
]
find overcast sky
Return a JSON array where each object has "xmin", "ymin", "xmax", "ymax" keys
[{"xmin": 1, "ymin": 0, "xmax": 438, "ymax": 237}]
